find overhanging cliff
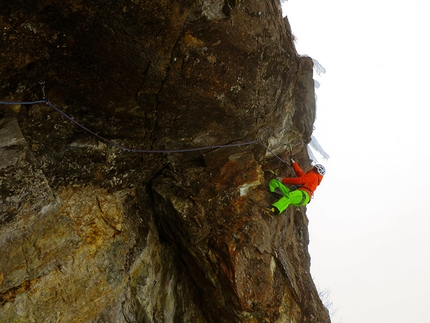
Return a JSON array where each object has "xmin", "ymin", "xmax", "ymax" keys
[{"xmin": 0, "ymin": 1, "xmax": 330, "ymax": 322}]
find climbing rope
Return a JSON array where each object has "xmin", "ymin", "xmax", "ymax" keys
[
  {"xmin": 0, "ymin": 99, "xmax": 288, "ymax": 163},
  {"xmin": 256, "ymin": 141, "xmax": 289, "ymax": 165}
]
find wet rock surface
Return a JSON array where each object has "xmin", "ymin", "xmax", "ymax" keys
[{"xmin": 0, "ymin": 1, "xmax": 329, "ymax": 322}]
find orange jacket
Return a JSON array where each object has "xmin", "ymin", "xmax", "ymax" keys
[{"xmin": 281, "ymin": 162, "xmax": 323, "ymax": 197}]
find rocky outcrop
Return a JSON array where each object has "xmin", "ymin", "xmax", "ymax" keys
[{"xmin": 0, "ymin": 0, "xmax": 329, "ymax": 322}]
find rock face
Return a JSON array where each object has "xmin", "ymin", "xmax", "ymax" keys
[{"xmin": 0, "ymin": 1, "xmax": 330, "ymax": 322}]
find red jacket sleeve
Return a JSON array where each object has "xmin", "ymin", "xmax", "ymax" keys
[
  {"xmin": 292, "ymin": 162, "xmax": 305, "ymax": 176},
  {"xmin": 282, "ymin": 175, "xmax": 308, "ymax": 186},
  {"xmin": 281, "ymin": 163, "xmax": 306, "ymax": 185},
  {"xmin": 282, "ymin": 163, "xmax": 306, "ymax": 185}
]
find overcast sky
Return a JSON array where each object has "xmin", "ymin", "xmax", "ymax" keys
[{"xmin": 281, "ymin": 1, "xmax": 430, "ymax": 322}]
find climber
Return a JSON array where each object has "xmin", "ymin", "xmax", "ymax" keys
[{"xmin": 266, "ymin": 159, "xmax": 325, "ymax": 216}]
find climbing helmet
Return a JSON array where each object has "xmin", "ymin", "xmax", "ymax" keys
[{"xmin": 314, "ymin": 164, "xmax": 326, "ymax": 175}]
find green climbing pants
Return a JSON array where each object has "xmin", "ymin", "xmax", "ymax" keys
[{"xmin": 269, "ymin": 179, "xmax": 310, "ymax": 213}]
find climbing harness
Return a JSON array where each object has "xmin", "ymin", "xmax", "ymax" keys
[{"xmin": 0, "ymin": 99, "xmax": 290, "ymax": 162}]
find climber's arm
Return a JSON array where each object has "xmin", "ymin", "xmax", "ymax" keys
[{"xmin": 291, "ymin": 161, "xmax": 305, "ymax": 177}]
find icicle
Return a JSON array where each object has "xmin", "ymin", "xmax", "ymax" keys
[
  {"xmin": 311, "ymin": 58, "xmax": 326, "ymax": 76},
  {"xmin": 309, "ymin": 135, "xmax": 330, "ymax": 160},
  {"xmin": 307, "ymin": 145, "xmax": 318, "ymax": 163}
]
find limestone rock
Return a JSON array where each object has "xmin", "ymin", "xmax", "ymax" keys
[{"xmin": 0, "ymin": 1, "xmax": 330, "ymax": 322}]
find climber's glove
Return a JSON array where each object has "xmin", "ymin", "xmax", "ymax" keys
[
  {"xmin": 276, "ymin": 177, "xmax": 284, "ymax": 182},
  {"xmin": 291, "ymin": 159, "xmax": 295, "ymax": 164}
]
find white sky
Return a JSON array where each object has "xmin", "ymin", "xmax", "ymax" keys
[{"xmin": 281, "ymin": 1, "xmax": 430, "ymax": 322}]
